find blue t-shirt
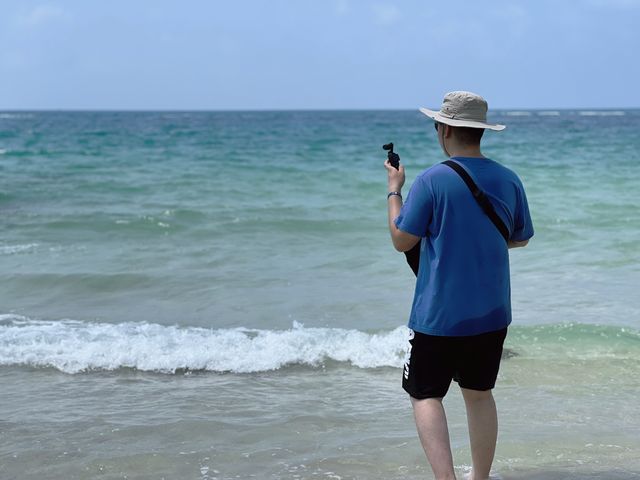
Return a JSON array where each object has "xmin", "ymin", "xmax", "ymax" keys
[{"xmin": 394, "ymin": 156, "xmax": 534, "ymax": 336}]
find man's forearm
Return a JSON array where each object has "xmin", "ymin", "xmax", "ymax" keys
[
  {"xmin": 387, "ymin": 192, "xmax": 420, "ymax": 252},
  {"xmin": 387, "ymin": 192, "xmax": 405, "ymax": 251},
  {"xmin": 387, "ymin": 193, "xmax": 403, "ymax": 239},
  {"xmin": 385, "ymin": 161, "xmax": 419, "ymax": 252}
]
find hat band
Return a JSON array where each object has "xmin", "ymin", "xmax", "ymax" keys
[{"xmin": 439, "ymin": 110, "xmax": 486, "ymax": 123}]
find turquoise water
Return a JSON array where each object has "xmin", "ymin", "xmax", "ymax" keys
[
  {"xmin": 2, "ymin": 111, "xmax": 638, "ymax": 331},
  {"xmin": 1, "ymin": 110, "xmax": 639, "ymax": 479}
]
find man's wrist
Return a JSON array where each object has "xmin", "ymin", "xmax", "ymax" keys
[{"xmin": 387, "ymin": 191, "xmax": 402, "ymax": 200}]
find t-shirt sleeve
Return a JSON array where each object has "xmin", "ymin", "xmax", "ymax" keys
[
  {"xmin": 511, "ymin": 178, "xmax": 534, "ymax": 242},
  {"xmin": 394, "ymin": 175, "xmax": 433, "ymax": 238}
]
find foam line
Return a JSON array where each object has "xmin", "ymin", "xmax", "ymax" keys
[{"xmin": 0, "ymin": 315, "xmax": 409, "ymax": 374}]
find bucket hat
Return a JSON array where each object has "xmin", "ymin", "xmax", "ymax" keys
[{"xmin": 419, "ymin": 91, "xmax": 505, "ymax": 131}]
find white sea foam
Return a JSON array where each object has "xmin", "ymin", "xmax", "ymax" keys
[
  {"xmin": 578, "ymin": 110, "xmax": 625, "ymax": 116},
  {"xmin": 0, "ymin": 315, "xmax": 409, "ymax": 374},
  {"xmin": 0, "ymin": 243, "xmax": 39, "ymax": 255},
  {"xmin": 537, "ymin": 111, "xmax": 561, "ymax": 116},
  {"xmin": 0, "ymin": 113, "xmax": 33, "ymax": 119},
  {"xmin": 505, "ymin": 111, "xmax": 532, "ymax": 116}
]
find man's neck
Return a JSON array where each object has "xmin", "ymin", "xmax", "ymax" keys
[{"xmin": 447, "ymin": 145, "xmax": 484, "ymax": 158}]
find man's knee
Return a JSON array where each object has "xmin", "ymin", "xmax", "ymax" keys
[
  {"xmin": 410, "ymin": 395, "xmax": 444, "ymax": 407},
  {"xmin": 460, "ymin": 387, "xmax": 493, "ymax": 403}
]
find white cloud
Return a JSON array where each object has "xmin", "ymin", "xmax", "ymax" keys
[{"xmin": 372, "ymin": 4, "xmax": 402, "ymax": 25}]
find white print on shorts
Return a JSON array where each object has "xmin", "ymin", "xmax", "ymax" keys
[{"xmin": 403, "ymin": 329, "xmax": 415, "ymax": 380}]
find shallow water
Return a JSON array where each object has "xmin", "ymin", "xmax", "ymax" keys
[{"xmin": 2, "ymin": 352, "xmax": 639, "ymax": 479}]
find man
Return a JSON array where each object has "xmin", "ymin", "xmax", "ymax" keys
[{"xmin": 384, "ymin": 91, "xmax": 534, "ymax": 480}]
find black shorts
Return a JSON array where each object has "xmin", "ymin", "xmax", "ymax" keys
[{"xmin": 402, "ymin": 327, "xmax": 508, "ymax": 399}]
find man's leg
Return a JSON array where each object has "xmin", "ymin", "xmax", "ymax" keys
[
  {"xmin": 460, "ymin": 388, "xmax": 497, "ymax": 480},
  {"xmin": 411, "ymin": 396, "xmax": 456, "ymax": 480}
]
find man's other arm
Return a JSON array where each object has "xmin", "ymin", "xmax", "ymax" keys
[{"xmin": 508, "ymin": 239, "xmax": 529, "ymax": 249}]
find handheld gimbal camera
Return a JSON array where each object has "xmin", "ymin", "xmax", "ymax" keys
[{"xmin": 382, "ymin": 142, "xmax": 400, "ymax": 170}]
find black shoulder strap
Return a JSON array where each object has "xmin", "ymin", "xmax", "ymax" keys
[{"xmin": 441, "ymin": 160, "xmax": 510, "ymax": 243}]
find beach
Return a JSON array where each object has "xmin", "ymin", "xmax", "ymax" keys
[{"xmin": 1, "ymin": 110, "xmax": 639, "ymax": 479}]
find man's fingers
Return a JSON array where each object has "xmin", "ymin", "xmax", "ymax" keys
[{"xmin": 385, "ymin": 160, "xmax": 405, "ymax": 176}]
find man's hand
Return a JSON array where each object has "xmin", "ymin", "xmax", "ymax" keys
[{"xmin": 384, "ymin": 159, "xmax": 405, "ymax": 192}]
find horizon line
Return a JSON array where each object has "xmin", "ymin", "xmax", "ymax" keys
[{"xmin": 1, "ymin": 106, "xmax": 639, "ymax": 113}]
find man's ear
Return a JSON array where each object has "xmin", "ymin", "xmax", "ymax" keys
[{"xmin": 444, "ymin": 124, "xmax": 453, "ymax": 138}]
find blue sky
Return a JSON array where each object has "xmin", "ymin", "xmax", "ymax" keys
[{"xmin": 1, "ymin": 0, "xmax": 639, "ymax": 110}]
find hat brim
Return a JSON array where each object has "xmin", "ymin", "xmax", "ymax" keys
[{"xmin": 419, "ymin": 107, "xmax": 506, "ymax": 131}]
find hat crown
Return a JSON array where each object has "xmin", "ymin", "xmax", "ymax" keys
[{"xmin": 440, "ymin": 91, "xmax": 488, "ymax": 123}]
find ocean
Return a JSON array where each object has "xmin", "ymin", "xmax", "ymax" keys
[{"xmin": 1, "ymin": 110, "xmax": 639, "ymax": 479}]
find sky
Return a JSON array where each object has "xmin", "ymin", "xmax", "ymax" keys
[{"xmin": 1, "ymin": 0, "xmax": 639, "ymax": 110}]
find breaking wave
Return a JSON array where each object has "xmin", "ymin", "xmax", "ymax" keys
[
  {"xmin": 0, "ymin": 315, "xmax": 409, "ymax": 374},
  {"xmin": 1, "ymin": 315, "xmax": 638, "ymax": 374}
]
